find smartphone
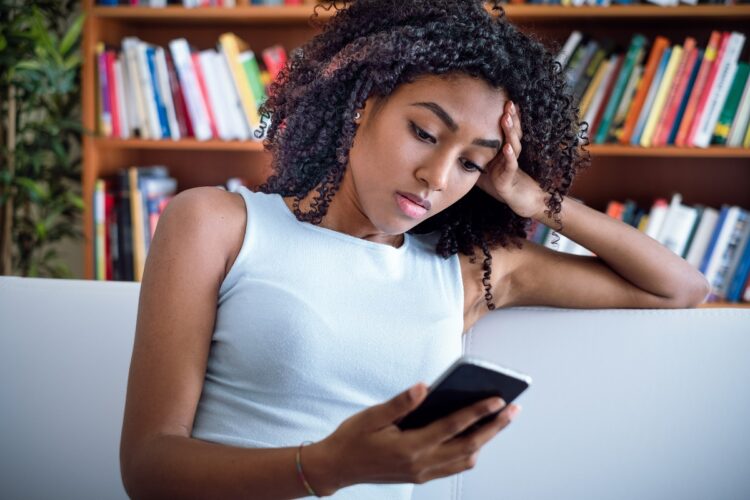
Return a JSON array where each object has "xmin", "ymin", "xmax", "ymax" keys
[{"xmin": 396, "ymin": 356, "xmax": 531, "ymax": 437}]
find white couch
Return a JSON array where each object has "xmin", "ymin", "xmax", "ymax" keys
[{"xmin": 1, "ymin": 276, "xmax": 749, "ymax": 500}]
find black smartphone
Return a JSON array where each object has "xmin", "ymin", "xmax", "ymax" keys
[{"xmin": 396, "ymin": 356, "xmax": 531, "ymax": 437}]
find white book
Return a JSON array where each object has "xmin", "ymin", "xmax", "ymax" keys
[
  {"xmin": 644, "ymin": 198, "xmax": 669, "ymax": 240},
  {"xmin": 710, "ymin": 209, "xmax": 750, "ymax": 300},
  {"xmin": 556, "ymin": 31, "xmax": 583, "ymax": 70},
  {"xmin": 121, "ymin": 38, "xmax": 150, "ymax": 139},
  {"xmin": 133, "ymin": 40, "xmax": 163, "ymax": 139},
  {"xmin": 113, "ymin": 58, "xmax": 130, "ymax": 139},
  {"xmin": 656, "ymin": 194, "xmax": 699, "ymax": 256},
  {"xmin": 582, "ymin": 55, "xmax": 620, "ymax": 139},
  {"xmin": 703, "ymin": 206, "xmax": 742, "ymax": 298},
  {"xmin": 693, "ymin": 32, "xmax": 746, "ymax": 148},
  {"xmin": 199, "ymin": 50, "xmax": 232, "ymax": 141},
  {"xmin": 216, "ymin": 49, "xmax": 251, "ymax": 141},
  {"xmin": 727, "ymin": 74, "xmax": 750, "ymax": 146},
  {"xmin": 169, "ymin": 38, "xmax": 213, "ymax": 141},
  {"xmin": 154, "ymin": 47, "xmax": 180, "ymax": 141},
  {"xmin": 685, "ymin": 207, "xmax": 720, "ymax": 267}
]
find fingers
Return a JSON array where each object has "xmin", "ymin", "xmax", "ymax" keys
[
  {"xmin": 411, "ymin": 396, "xmax": 506, "ymax": 444},
  {"xmin": 430, "ymin": 404, "xmax": 521, "ymax": 464},
  {"xmin": 362, "ymin": 383, "xmax": 427, "ymax": 430},
  {"xmin": 501, "ymin": 101, "xmax": 523, "ymax": 159}
]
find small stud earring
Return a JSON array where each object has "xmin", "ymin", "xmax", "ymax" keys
[{"xmin": 354, "ymin": 111, "xmax": 361, "ymax": 121}]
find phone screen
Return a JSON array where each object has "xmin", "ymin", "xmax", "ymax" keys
[{"xmin": 396, "ymin": 359, "xmax": 530, "ymax": 436}]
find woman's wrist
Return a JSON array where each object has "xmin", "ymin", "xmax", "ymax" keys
[{"xmin": 298, "ymin": 440, "xmax": 345, "ymax": 497}]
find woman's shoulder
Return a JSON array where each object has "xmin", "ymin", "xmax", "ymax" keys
[{"xmin": 160, "ymin": 186, "xmax": 247, "ymax": 280}]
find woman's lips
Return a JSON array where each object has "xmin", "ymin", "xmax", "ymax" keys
[{"xmin": 395, "ymin": 193, "xmax": 428, "ymax": 219}]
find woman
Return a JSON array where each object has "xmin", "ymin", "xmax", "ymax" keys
[{"xmin": 119, "ymin": 1, "xmax": 710, "ymax": 498}]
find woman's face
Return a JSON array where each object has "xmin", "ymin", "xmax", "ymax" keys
[{"xmin": 344, "ymin": 73, "xmax": 508, "ymax": 236}]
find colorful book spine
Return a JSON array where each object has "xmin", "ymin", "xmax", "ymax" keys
[
  {"xmin": 712, "ymin": 62, "xmax": 750, "ymax": 145},
  {"xmin": 675, "ymin": 31, "xmax": 722, "ymax": 146},
  {"xmin": 620, "ymin": 36, "xmax": 670, "ymax": 145},
  {"xmin": 652, "ymin": 38, "xmax": 697, "ymax": 147},
  {"xmin": 640, "ymin": 44, "xmax": 684, "ymax": 147},
  {"xmin": 594, "ymin": 34, "xmax": 647, "ymax": 144},
  {"xmin": 632, "ymin": 47, "xmax": 672, "ymax": 145},
  {"xmin": 667, "ymin": 49, "xmax": 703, "ymax": 145}
]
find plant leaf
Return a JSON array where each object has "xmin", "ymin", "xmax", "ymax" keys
[{"xmin": 60, "ymin": 14, "xmax": 84, "ymax": 57}]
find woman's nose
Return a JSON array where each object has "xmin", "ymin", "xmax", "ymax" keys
[{"xmin": 416, "ymin": 157, "xmax": 452, "ymax": 192}]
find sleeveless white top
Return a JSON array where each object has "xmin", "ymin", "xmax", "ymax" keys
[{"xmin": 191, "ymin": 187, "xmax": 464, "ymax": 498}]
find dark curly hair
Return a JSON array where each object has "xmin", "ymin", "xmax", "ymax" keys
[{"xmin": 258, "ymin": 0, "xmax": 589, "ymax": 310}]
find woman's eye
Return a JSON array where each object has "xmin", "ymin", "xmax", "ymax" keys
[
  {"xmin": 411, "ymin": 122, "xmax": 436, "ymax": 144},
  {"xmin": 460, "ymin": 158, "xmax": 485, "ymax": 173}
]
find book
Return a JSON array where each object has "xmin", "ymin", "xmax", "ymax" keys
[
  {"xmin": 651, "ymin": 38, "xmax": 697, "ymax": 146},
  {"xmin": 191, "ymin": 52, "xmax": 219, "ymax": 139},
  {"xmin": 609, "ymin": 63, "xmax": 643, "ymax": 143},
  {"xmin": 146, "ymin": 46, "xmax": 171, "ymax": 139},
  {"xmin": 556, "ymin": 30, "xmax": 584, "ymax": 70},
  {"xmin": 640, "ymin": 44, "xmax": 684, "ymax": 147},
  {"xmin": 644, "ymin": 198, "xmax": 669, "ymax": 240},
  {"xmin": 675, "ymin": 31, "xmax": 722, "ymax": 146},
  {"xmin": 632, "ymin": 47, "xmax": 672, "ymax": 145},
  {"xmin": 590, "ymin": 54, "xmax": 624, "ymax": 137},
  {"xmin": 219, "ymin": 32, "xmax": 262, "ymax": 131},
  {"xmin": 712, "ymin": 62, "xmax": 750, "ymax": 144},
  {"xmin": 685, "ymin": 31, "xmax": 732, "ymax": 146},
  {"xmin": 655, "ymin": 194, "xmax": 699, "ymax": 257},
  {"xmin": 727, "ymin": 234, "xmax": 750, "ymax": 302},
  {"xmin": 707, "ymin": 208, "xmax": 750, "ymax": 301},
  {"xmin": 685, "ymin": 207, "xmax": 719, "ymax": 266},
  {"xmin": 579, "ymin": 57, "xmax": 611, "ymax": 119},
  {"xmin": 692, "ymin": 32, "xmax": 745, "ymax": 148},
  {"xmin": 582, "ymin": 55, "xmax": 620, "ymax": 139},
  {"xmin": 169, "ymin": 38, "xmax": 213, "ymax": 141},
  {"xmin": 594, "ymin": 34, "xmax": 646, "ymax": 144},
  {"xmin": 154, "ymin": 47, "xmax": 180, "ymax": 141},
  {"xmin": 620, "ymin": 36, "xmax": 670, "ymax": 145},
  {"xmin": 667, "ymin": 49, "xmax": 703, "ymax": 145},
  {"xmin": 727, "ymin": 67, "xmax": 750, "ymax": 147}
]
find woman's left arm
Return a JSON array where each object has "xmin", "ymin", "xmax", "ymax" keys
[{"xmin": 477, "ymin": 101, "xmax": 711, "ymax": 310}]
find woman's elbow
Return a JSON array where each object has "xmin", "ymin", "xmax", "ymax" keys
[{"xmin": 673, "ymin": 273, "xmax": 712, "ymax": 308}]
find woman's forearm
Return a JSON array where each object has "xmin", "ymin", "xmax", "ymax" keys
[
  {"xmin": 533, "ymin": 193, "xmax": 710, "ymax": 304},
  {"xmin": 121, "ymin": 434, "xmax": 341, "ymax": 499}
]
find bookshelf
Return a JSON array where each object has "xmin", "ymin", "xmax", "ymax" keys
[{"xmin": 81, "ymin": 1, "xmax": 750, "ymax": 306}]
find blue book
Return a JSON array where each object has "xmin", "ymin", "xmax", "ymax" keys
[
  {"xmin": 668, "ymin": 49, "xmax": 704, "ymax": 145},
  {"xmin": 145, "ymin": 47, "xmax": 171, "ymax": 140},
  {"xmin": 727, "ymin": 233, "xmax": 750, "ymax": 302},
  {"xmin": 700, "ymin": 205, "xmax": 729, "ymax": 275},
  {"xmin": 632, "ymin": 47, "xmax": 671, "ymax": 145}
]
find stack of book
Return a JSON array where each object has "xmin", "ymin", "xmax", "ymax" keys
[
  {"xmin": 558, "ymin": 30, "xmax": 750, "ymax": 147},
  {"xmin": 95, "ymin": 34, "xmax": 288, "ymax": 141},
  {"xmin": 528, "ymin": 195, "xmax": 750, "ymax": 303},
  {"xmin": 93, "ymin": 168, "xmax": 249, "ymax": 282}
]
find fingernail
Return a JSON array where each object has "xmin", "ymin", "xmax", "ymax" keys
[
  {"xmin": 491, "ymin": 398, "xmax": 506, "ymax": 412},
  {"xmin": 510, "ymin": 102, "xmax": 516, "ymax": 115},
  {"xmin": 507, "ymin": 405, "xmax": 522, "ymax": 421},
  {"xmin": 505, "ymin": 143, "xmax": 513, "ymax": 155},
  {"xmin": 506, "ymin": 115, "xmax": 513, "ymax": 127},
  {"xmin": 409, "ymin": 384, "xmax": 422, "ymax": 399}
]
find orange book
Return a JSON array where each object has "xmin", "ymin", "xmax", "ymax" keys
[
  {"xmin": 652, "ymin": 38, "xmax": 696, "ymax": 146},
  {"xmin": 674, "ymin": 31, "xmax": 722, "ymax": 147},
  {"xmin": 620, "ymin": 37, "xmax": 670, "ymax": 145},
  {"xmin": 605, "ymin": 201, "xmax": 624, "ymax": 220}
]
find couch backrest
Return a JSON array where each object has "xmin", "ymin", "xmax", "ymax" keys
[{"xmin": 1, "ymin": 277, "xmax": 749, "ymax": 500}]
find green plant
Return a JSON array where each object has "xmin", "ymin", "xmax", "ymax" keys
[{"xmin": 0, "ymin": 0, "xmax": 85, "ymax": 277}]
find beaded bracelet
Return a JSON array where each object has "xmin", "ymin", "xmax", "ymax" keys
[{"xmin": 296, "ymin": 440, "xmax": 320, "ymax": 498}]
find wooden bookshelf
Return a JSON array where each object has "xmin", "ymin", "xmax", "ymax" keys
[{"xmin": 81, "ymin": 2, "xmax": 750, "ymax": 306}]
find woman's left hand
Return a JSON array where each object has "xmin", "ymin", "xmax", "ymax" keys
[{"xmin": 475, "ymin": 101, "xmax": 546, "ymax": 219}]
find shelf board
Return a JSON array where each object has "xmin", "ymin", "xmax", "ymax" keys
[
  {"xmin": 93, "ymin": 138, "xmax": 750, "ymax": 158},
  {"xmin": 698, "ymin": 302, "xmax": 750, "ymax": 309},
  {"xmin": 90, "ymin": 4, "xmax": 750, "ymax": 24},
  {"xmin": 93, "ymin": 137, "xmax": 266, "ymax": 151},
  {"xmin": 587, "ymin": 145, "xmax": 750, "ymax": 158}
]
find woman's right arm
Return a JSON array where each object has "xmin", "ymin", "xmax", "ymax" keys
[{"xmin": 120, "ymin": 187, "xmax": 520, "ymax": 499}]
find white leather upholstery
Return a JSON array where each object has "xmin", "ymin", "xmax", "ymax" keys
[{"xmin": 1, "ymin": 276, "xmax": 749, "ymax": 500}]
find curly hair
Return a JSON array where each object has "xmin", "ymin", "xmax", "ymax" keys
[{"xmin": 258, "ymin": 0, "xmax": 589, "ymax": 310}]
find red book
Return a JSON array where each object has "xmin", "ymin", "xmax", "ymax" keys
[
  {"xmin": 105, "ymin": 50, "xmax": 121, "ymax": 139},
  {"xmin": 190, "ymin": 52, "xmax": 218, "ymax": 139},
  {"xmin": 262, "ymin": 45, "xmax": 288, "ymax": 81},
  {"xmin": 165, "ymin": 50, "xmax": 192, "ymax": 139},
  {"xmin": 675, "ymin": 31, "xmax": 722, "ymax": 146},
  {"xmin": 653, "ymin": 38, "xmax": 697, "ymax": 146},
  {"xmin": 591, "ymin": 56, "xmax": 624, "ymax": 137},
  {"xmin": 685, "ymin": 31, "xmax": 730, "ymax": 146},
  {"xmin": 104, "ymin": 180, "xmax": 116, "ymax": 281}
]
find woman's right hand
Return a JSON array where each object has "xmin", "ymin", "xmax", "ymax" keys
[{"xmin": 305, "ymin": 383, "xmax": 521, "ymax": 495}]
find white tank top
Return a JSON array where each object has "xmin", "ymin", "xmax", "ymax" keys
[{"xmin": 191, "ymin": 187, "xmax": 464, "ymax": 498}]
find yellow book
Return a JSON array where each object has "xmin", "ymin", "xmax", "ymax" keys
[
  {"xmin": 219, "ymin": 33, "xmax": 261, "ymax": 130},
  {"xmin": 94, "ymin": 179, "xmax": 106, "ymax": 281},
  {"xmin": 640, "ymin": 45, "xmax": 683, "ymax": 148},
  {"xmin": 637, "ymin": 213, "xmax": 650, "ymax": 233},
  {"xmin": 579, "ymin": 59, "xmax": 610, "ymax": 119},
  {"xmin": 128, "ymin": 167, "xmax": 145, "ymax": 283},
  {"xmin": 744, "ymin": 121, "xmax": 750, "ymax": 148}
]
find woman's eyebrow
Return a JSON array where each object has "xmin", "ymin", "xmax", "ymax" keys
[{"xmin": 410, "ymin": 101, "xmax": 502, "ymax": 151}]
